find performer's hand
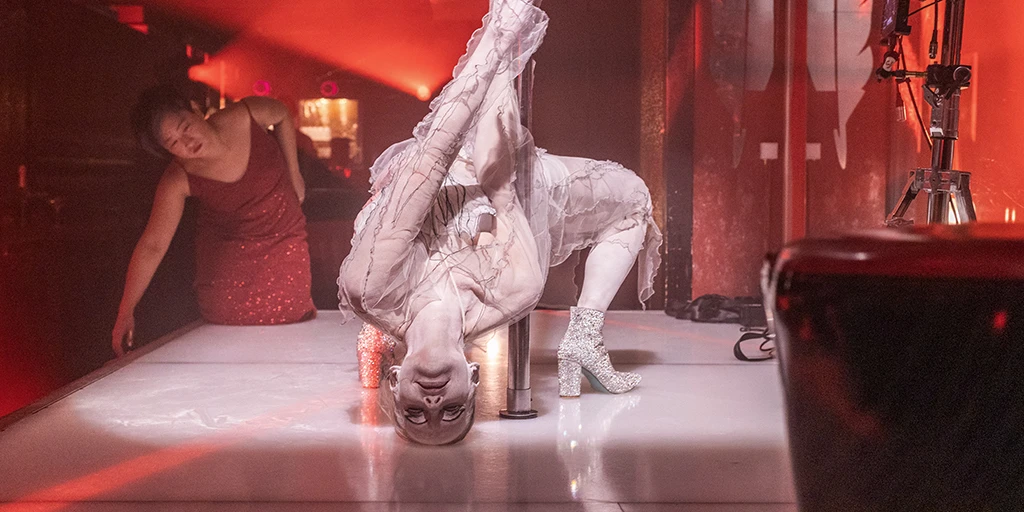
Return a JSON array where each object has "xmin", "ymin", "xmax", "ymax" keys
[{"xmin": 112, "ymin": 311, "xmax": 136, "ymax": 357}]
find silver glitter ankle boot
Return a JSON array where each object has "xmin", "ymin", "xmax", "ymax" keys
[
  {"xmin": 557, "ymin": 307, "xmax": 641, "ymax": 397},
  {"xmin": 357, "ymin": 323, "xmax": 396, "ymax": 389}
]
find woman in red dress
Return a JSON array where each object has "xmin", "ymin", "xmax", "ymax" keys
[{"xmin": 112, "ymin": 85, "xmax": 316, "ymax": 356}]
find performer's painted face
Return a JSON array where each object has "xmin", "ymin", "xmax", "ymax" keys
[
  {"xmin": 155, "ymin": 109, "xmax": 217, "ymax": 160},
  {"xmin": 387, "ymin": 358, "xmax": 480, "ymax": 445}
]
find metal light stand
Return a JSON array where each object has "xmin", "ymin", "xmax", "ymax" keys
[
  {"xmin": 886, "ymin": 0, "xmax": 976, "ymax": 226},
  {"xmin": 500, "ymin": 0, "xmax": 541, "ymax": 420}
]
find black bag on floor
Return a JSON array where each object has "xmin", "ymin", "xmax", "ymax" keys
[
  {"xmin": 667, "ymin": 293, "xmax": 775, "ymax": 361},
  {"xmin": 672, "ymin": 294, "xmax": 766, "ymax": 327}
]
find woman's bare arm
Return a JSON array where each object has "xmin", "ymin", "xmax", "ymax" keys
[
  {"xmin": 238, "ymin": 96, "xmax": 305, "ymax": 202},
  {"xmin": 112, "ymin": 166, "xmax": 189, "ymax": 355}
]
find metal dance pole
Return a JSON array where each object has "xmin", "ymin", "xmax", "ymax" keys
[{"xmin": 500, "ymin": 0, "xmax": 541, "ymax": 420}]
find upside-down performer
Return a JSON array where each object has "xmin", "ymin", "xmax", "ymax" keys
[{"xmin": 338, "ymin": 0, "xmax": 662, "ymax": 445}]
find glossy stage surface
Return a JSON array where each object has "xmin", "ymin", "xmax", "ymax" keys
[{"xmin": 0, "ymin": 311, "xmax": 796, "ymax": 511}]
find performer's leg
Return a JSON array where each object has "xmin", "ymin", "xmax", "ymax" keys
[
  {"xmin": 471, "ymin": 85, "xmax": 521, "ymax": 201},
  {"xmin": 553, "ymin": 159, "xmax": 654, "ymax": 397},
  {"xmin": 576, "ymin": 172, "xmax": 651, "ymax": 311},
  {"xmin": 414, "ymin": 1, "xmax": 534, "ymax": 171},
  {"xmin": 577, "ymin": 224, "xmax": 647, "ymax": 311},
  {"xmin": 467, "ymin": 25, "xmax": 525, "ymax": 197},
  {"xmin": 356, "ymin": 322, "xmax": 396, "ymax": 388}
]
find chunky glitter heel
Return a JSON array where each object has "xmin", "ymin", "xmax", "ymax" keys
[
  {"xmin": 556, "ymin": 307, "xmax": 641, "ymax": 396},
  {"xmin": 558, "ymin": 359, "xmax": 582, "ymax": 397},
  {"xmin": 357, "ymin": 323, "xmax": 396, "ymax": 388}
]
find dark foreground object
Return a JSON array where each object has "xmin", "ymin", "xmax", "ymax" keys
[{"xmin": 766, "ymin": 224, "xmax": 1024, "ymax": 511}]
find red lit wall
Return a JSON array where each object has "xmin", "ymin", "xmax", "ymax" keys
[
  {"xmin": 949, "ymin": 0, "xmax": 1024, "ymax": 222},
  {"xmin": 155, "ymin": 0, "xmax": 487, "ymax": 99},
  {"xmin": 0, "ymin": 2, "xmax": 200, "ymax": 419}
]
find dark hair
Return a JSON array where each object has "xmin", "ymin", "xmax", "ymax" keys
[{"xmin": 130, "ymin": 80, "xmax": 209, "ymax": 159}]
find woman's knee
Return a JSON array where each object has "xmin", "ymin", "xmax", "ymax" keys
[{"xmin": 619, "ymin": 171, "xmax": 653, "ymax": 213}]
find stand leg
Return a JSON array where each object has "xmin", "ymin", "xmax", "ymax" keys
[
  {"xmin": 886, "ymin": 172, "xmax": 922, "ymax": 227},
  {"xmin": 949, "ymin": 195, "xmax": 962, "ymax": 224},
  {"xmin": 956, "ymin": 174, "xmax": 978, "ymax": 222},
  {"xmin": 928, "ymin": 191, "xmax": 952, "ymax": 224}
]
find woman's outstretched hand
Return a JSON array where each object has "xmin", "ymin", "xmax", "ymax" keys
[{"xmin": 111, "ymin": 311, "xmax": 135, "ymax": 357}]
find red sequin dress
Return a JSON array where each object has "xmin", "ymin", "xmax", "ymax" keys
[{"xmin": 186, "ymin": 111, "xmax": 316, "ymax": 325}]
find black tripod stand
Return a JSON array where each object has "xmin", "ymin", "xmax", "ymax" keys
[{"xmin": 883, "ymin": 0, "xmax": 976, "ymax": 226}]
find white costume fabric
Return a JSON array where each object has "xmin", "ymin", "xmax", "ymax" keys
[{"xmin": 338, "ymin": 0, "xmax": 662, "ymax": 339}]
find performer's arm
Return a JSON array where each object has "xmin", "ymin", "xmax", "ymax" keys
[
  {"xmin": 464, "ymin": 115, "xmax": 544, "ymax": 335},
  {"xmin": 463, "ymin": 199, "xmax": 545, "ymax": 336},
  {"xmin": 463, "ymin": 62, "xmax": 544, "ymax": 335},
  {"xmin": 340, "ymin": 18, "xmax": 523, "ymax": 313}
]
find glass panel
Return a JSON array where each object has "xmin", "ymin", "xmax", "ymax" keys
[
  {"xmin": 805, "ymin": 0, "xmax": 885, "ymax": 235},
  {"xmin": 690, "ymin": 0, "xmax": 785, "ymax": 297},
  {"xmin": 298, "ymin": 98, "xmax": 361, "ymax": 165}
]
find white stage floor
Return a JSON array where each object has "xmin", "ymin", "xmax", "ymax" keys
[{"xmin": 0, "ymin": 311, "xmax": 796, "ymax": 511}]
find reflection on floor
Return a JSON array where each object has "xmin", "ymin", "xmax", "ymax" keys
[{"xmin": 0, "ymin": 311, "xmax": 796, "ymax": 511}]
